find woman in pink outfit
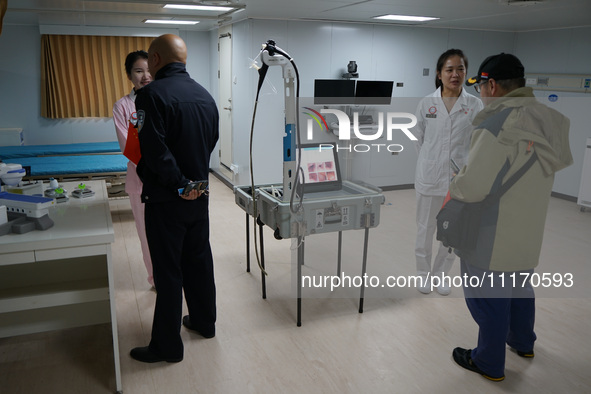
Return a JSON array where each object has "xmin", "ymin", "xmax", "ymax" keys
[{"xmin": 112, "ymin": 50, "xmax": 154, "ymax": 287}]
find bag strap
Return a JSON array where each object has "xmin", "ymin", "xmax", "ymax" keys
[{"xmin": 483, "ymin": 150, "xmax": 538, "ymax": 205}]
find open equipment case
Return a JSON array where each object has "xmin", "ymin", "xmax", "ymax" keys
[{"xmin": 233, "ymin": 40, "xmax": 385, "ymax": 326}]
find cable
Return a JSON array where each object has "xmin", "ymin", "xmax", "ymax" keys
[
  {"xmin": 248, "ymin": 41, "xmax": 307, "ymax": 276},
  {"xmin": 249, "ymin": 47, "xmax": 268, "ymax": 276}
]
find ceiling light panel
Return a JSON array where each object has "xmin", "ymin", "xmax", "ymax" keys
[
  {"xmin": 164, "ymin": 4, "xmax": 235, "ymax": 12},
  {"xmin": 373, "ymin": 14, "xmax": 439, "ymax": 22},
  {"xmin": 144, "ymin": 19, "xmax": 200, "ymax": 25}
]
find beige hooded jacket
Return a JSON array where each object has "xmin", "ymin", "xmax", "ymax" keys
[{"xmin": 450, "ymin": 87, "xmax": 573, "ymax": 271}]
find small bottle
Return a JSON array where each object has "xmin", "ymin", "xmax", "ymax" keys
[{"xmin": 49, "ymin": 177, "xmax": 59, "ymax": 189}]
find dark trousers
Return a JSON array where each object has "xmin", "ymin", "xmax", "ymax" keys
[
  {"xmin": 145, "ymin": 198, "xmax": 216, "ymax": 358},
  {"xmin": 461, "ymin": 260, "xmax": 536, "ymax": 377}
]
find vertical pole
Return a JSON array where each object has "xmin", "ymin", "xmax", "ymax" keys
[
  {"xmin": 258, "ymin": 217, "xmax": 266, "ymax": 299},
  {"xmin": 297, "ymin": 235, "xmax": 303, "ymax": 326},
  {"xmin": 359, "ymin": 227, "xmax": 369, "ymax": 313},
  {"xmin": 337, "ymin": 231, "xmax": 342, "ymax": 276},
  {"xmin": 246, "ymin": 213, "xmax": 250, "ymax": 272}
]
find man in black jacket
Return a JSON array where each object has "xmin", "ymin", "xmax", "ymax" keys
[{"xmin": 130, "ymin": 34, "xmax": 219, "ymax": 363}]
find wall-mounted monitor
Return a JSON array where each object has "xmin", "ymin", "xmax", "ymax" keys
[
  {"xmin": 355, "ymin": 80, "xmax": 394, "ymax": 105},
  {"xmin": 313, "ymin": 79, "xmax": 356, "ymax": 105}
]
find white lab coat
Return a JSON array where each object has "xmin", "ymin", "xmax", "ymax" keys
[
  {"xmin": 413, "ymin": 87, "xmax": 483, "ymax": 279},
  {"xmin": 414, "ymin": 87, "xmax": 483, "ymax": 196}
]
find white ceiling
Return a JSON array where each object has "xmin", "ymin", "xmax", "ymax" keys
[{"xmin": 4, "ymin": 0, "xmax": 591, "ymax": 33}]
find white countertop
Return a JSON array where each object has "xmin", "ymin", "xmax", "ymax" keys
[{"xmin": 0, "ymin": 180, "xmax": 114, "ymax": 254}]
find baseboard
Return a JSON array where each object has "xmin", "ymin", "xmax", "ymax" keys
[
  {"xmin": 379, "ymin": 184, "xmax": 415, "ymax": 192},
  {"xmin": 551, "ymin": 191, "xmax": 577, "ymax": 202},
  {"xmin": 210, "ymin": 169, "xmax": 233, "ymax": 189}
]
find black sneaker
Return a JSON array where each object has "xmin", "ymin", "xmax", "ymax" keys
[
  {"xmin": 452, "ymin": 347, "xmax": 505, "ymax": 382},
  {"xmin": 510, "ymin": 347, "xmax": 535, "ymax": 358}
]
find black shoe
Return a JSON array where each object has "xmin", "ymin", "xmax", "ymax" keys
[
  {"xmin": 130, "ymin": 346, "xmax": 182, "ymax": 363},
  {"xmin": 510, "ymin": 346, "xmax": 535, "ymax": 358},
  {"xmin": 452, "ymin": 347, "xmax": 505, "ymax": 382},
  {"xmin": 183, "ymin": 315, "xmax": 215, "ymax": 338}
]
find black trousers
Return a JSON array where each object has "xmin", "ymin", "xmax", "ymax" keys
[{"xmin": 144, "ymin": 197, "xmax": 216, "ymax": 358}]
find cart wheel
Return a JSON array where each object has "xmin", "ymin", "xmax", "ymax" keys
[
  {"xmin": 256, "ymin": 216, "xmax": 264, "ymax": 226},
  {"xmin": 274, "ymin": 228, "xmax": 282, "ymax": 240}
]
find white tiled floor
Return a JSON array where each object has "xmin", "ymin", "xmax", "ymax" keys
[{"xmin": 1, "ymin": 176, "xmax": 590, "ymax": 393}]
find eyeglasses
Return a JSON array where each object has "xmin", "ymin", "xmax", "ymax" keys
[{"xmin": 474, "ymin": 80, "xmax": 489, "ymax": 93}]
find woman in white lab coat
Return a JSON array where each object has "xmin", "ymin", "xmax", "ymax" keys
[{"xmin": 413, "ymin": 49, "xmax": 483, "ymax": 295}]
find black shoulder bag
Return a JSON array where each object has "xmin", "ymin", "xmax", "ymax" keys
[{"xmin": 436, "ymin": 151, "xmax": 538, "ymax": 251}]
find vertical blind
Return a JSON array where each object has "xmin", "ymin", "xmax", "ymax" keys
[{"xmin": 41, "ymin": 35, "xmax": 154, "ymax": 119}]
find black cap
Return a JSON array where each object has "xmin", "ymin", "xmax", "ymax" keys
[{"xmin": 466, "ymin": 53, "xmax": 525, "ymax": 86}]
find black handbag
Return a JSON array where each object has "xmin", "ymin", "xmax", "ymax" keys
[
  {"xmin": 436, "ymin": 151, "xmax": 538, "ymax": 251},
  {"xmin": 436, "ymin": 198, "xmax": 483, "ymax": 250}
]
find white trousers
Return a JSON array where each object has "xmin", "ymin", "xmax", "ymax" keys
[
  {"xmin": 415, "ymin": 191, "xmax": 456, "ymax": 277},
  {"xmin": 129, "ymin": 193, "xmax": 154, "ymax": 287}
]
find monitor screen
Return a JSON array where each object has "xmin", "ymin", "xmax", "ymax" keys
[
  {"xmin": 355, "ymin": 80, "xmax": 394, "ymax": 105},
  {"xmin": 298, "ymin": 144, "xmax": 342, "ymax": 192},
  {"xmin": 314, "ymin": 79, "xmax": 356, "ymax": 105}
]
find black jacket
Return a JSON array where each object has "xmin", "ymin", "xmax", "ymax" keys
[{"xmin": 136, "ymin": 62, "xmax": 219, "ymax": 203}]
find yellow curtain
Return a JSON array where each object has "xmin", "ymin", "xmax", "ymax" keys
[
  {"xmin": 41, "ymin": 35, "xmax": 154, "ymax": 119},
  {"xmin": 0, "ymin": 0, "xmax": 7, "ymax": 37}
]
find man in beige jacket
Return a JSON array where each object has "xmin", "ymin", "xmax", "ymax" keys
[{"xmin": 449, "ymin": 53, "xmax": 573, "ymax": 381}]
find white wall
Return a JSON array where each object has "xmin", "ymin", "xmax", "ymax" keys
[
  {"xmin": 211, "ymin": 19, "xmax": 590, "ymax": 197},
  {"xmin": 515, "ymin": 27, "xmax": 591, "ymax": 197},
  {"xmin": 0, "ymin": 25, "xmax": 210, "ymax": 146},
  {"xmin": 207, "ymin": 29, "xmax": 221, "ymax": 171},
  {"xmin": 182, "ymin": 30, "xmax": 213, "ymax": 93},
  {"xmin": 1, "ymin": 21, "xmax": 588, "ymax": 197},
  {"xmin": 0, "ymin": 25, "xmax": 112, "ymax": 145},
  {"xmin": 219, "ymin": 19, "xmax": 515, "ymax": 188}
]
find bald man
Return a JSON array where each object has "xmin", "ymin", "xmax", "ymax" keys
[{"xmin": 131, "ymin": 34, "xmax": 219, "ymax": 363}]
